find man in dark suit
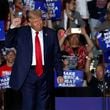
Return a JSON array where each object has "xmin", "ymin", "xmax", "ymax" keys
[{"xmin": 5, "ymin": 10, "xmax": 64, "ymax": 110}]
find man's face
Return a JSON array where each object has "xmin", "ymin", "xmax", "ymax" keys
[
  {"xmin": 57, "ymin": 29, "xmax": 65, "ymax": 40},
  {"xmin": 15, "ymin": 0, "xmax": 23, "ymax": 10},
  {"xmin": 96, "ymin": 65, "xmax": 104, "ymax": 80},
  {"xmin": 6, "ymin": 51, "xmax": 16, "ymax": 64},
  {"xmin": 68, "ymin": 0, "xmax": 76, "ymax": 11},
  {"xmin": 29, "ymin": 16, "xmax": 43, "ymax": 32},
  {"xmin": 70, "ymin": 34, "xmax": 80, "ymax": 47}
]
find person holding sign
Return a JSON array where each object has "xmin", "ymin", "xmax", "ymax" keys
[
  {"xmin": 61, "ymin": 27, "xmax": 94, "ymax": 70},
  {"xmin": 0, "ymin": 48, "xmax": 19, "ymax": 110},
  {"xmin": 5, "ymin": 10, "xmax": 64, "ymax": 110}
]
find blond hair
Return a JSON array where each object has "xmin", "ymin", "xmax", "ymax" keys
[{"xmin": 28, "ymin": 10, "xmax": 42, "ymax": 19}]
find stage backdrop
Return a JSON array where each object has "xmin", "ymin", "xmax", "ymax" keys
[{"xmin": 55, "ymin": 97, "xmax": 110, "ymax": 110}]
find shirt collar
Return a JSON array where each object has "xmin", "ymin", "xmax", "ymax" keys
[{"xmin": 31, "ymin": 27, "xmax": 43, "ymax": 35}]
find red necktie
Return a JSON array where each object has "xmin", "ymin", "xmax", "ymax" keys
[{"xmin": 35, "ymin": 32, "xmax": 43, "ymax": 76}]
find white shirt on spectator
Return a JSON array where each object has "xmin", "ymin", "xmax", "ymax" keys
[
  {"xmin": 64, "ymin": 10, "xmax": 68, "ymax": 30},
  {"xmin": 76, "ymin": 0, "xmax": 92, "ymax": 19}
]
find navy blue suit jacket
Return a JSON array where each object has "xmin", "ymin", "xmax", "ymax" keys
[{"xmin": 5, "ymin": 26, "xmax": 63, "ymax": 90}]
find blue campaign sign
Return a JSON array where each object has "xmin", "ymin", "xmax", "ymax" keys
[
  {"xmin": 0, "ymin": 75, "xmax": 10, "ymax": 89},
  {"xmin": 105, "ymin": 64, "xmax": 110, "ymax": 78},
  {"xmin": 103, "ymin": 51, "xmax": 110, "ymax": 63},
  {"xmin": 35, "ymin": 0, "xmax": 47, "ymax": 18},
  {"xmin": 35, "ymin": 0, "xmax": 47, "ymax": 11},
  {"xmin": 96, "ymin": 29, "xmax": 110, "ymax": 52},
  {"xmin": 55, "ymin": 70, "xmax": 84, "ymax": 87},
  {"xmin": 0, "ymin": 21, "xmax": 5, "ymax": 41},
  {"xmin": 35, "ymin": 0, "xmax": 62, "ymax": 20},
  {"xmin": 46, "ymin": 0, "xmax": 62, "ymax": 20}
]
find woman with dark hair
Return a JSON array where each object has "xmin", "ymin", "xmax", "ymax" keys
[{"xmin": 62, "ymin": 28, "xmax": 93, "ymax": 70}]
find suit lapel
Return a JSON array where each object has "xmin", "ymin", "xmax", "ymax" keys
[
  {"xmin": 43, "ymin": 28, "xmax": 48, "ymax": 62},
  {"xmin": 27, "ymin": 26, "xmax": 32, "ymax": 49},
  {"xmin": 24, "ymin": 26, "xmax": 33, "ymax": 58}
]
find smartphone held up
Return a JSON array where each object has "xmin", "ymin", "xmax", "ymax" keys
[
  {"xmin": 71, "ymin": 28, "xmax": 81, "ymax": 34},
  {"xmin": 15, "ymin": 12, "xmax": 23, "ymax": 18}
]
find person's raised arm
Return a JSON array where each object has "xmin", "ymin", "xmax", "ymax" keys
[
  {"xmin": 81, "ymin": 27, "xmax": 94, "ymax": 52},
  {"xmin": 5, "ymin": 17, "xmax": 21, "ymax": 48},
  {"xmin": 85, "ymin": 51, "xmax": 93, "ymax": 82}
]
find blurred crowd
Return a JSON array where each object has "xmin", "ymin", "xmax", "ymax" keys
[{"xmin": 0, "ymin": 0, "xmax": 110, "ymax": 109}]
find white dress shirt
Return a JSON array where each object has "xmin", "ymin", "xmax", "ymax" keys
[
  {"xmin": 76, "ymin": 0, "xmax": 92, "ymax": 19},
  {"xmin": 31, "ymin": 28, "xmax": 44, "ymax": 65}
]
